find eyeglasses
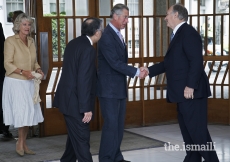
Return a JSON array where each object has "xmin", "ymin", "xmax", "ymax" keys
[
  {"xmin": 122, "ymin": 15, "xmax": 129, "ymax": 20},
  {"xmin": 117, "ymin": 14, "xmax": 129, "ymax": 20}
]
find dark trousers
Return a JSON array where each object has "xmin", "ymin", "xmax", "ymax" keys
[
  {"xmin": 61, "ymin": 114, "xmax": 92, "ymax": 162},
  {"xmin": 98, "ymin": 97, "xmax": 126, "ymax": 162},
  {"xmin": 177, "ymin": 97, "xmax": 219, "ymax": 162},
  {"xmin": 0, "ymin": 79, "xmax": 9, "ymax": 133}
]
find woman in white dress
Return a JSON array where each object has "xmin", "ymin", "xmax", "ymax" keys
[{"xmin": 3, "ymin": 13, "xmax": 44, "ymax": 156}]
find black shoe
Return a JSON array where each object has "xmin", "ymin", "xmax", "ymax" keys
[
  {"xmin": 118, "ymin": 160, "xmax": 131, "ymax": 162},
  {"xmin": 2, "ymin": 131, "xmax": 13, "ymax": 138}
]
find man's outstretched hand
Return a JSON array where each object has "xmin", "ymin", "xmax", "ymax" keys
[{"xmin": 139, "ymin": 67, "xmax": 149, "ymax": 79}]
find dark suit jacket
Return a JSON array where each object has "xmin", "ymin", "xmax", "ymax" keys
[
  {"xmin": 0, "ymin": 23, "xmax": 5, "ymax": 81},
  {"xmin": 53, "ymin": 35, "xmax": 97, "ymax": 117},
  {"xmin": 148, "ymin": 23, "xmax": 211, "ymax": 103},
  {"xmin": 97, "ymin": 24, "xmax": 137, "ymax": 99}
]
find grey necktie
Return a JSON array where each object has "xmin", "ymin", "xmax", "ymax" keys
[
  {"xmin": 170, "ymin": 32, "xmax": 174, "ymax": 41},
  {"xmin": 117, "ymin": 32, "xmax": 124, "ymax": 45}
]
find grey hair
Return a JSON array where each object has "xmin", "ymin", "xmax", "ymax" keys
[
  {"xmin": 12, "ymin": 13, "xmax": 35, "ymax": 34},
  {"xmin": 172, "ymin": 3, "xmax": 188, "ymax": 21},
  {"xmin": 110, "ymin": 3, "xmax": 129, "ymax": 18}
]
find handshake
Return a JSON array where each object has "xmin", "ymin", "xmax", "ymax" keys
[{"xmin": 138, "ymin": 67, "xmax": 149, "ymax": 79}]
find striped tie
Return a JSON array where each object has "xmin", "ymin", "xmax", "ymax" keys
[{"xmin": 117, "ymin": 32, "xmax": 124, "ymax": 44}]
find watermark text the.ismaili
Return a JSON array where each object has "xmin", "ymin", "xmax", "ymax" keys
[{"xmin": 164, "ymin": 142, "xmax": 216, "ymax": 151}]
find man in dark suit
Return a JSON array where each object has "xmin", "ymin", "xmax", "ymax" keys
[
  {"xmin": 144, "ymin": 3, "xmax": 219, "ymax": 162},
  {"xmin": 53, "ymin": 17, "xmax": 103, "ymax": 162},
  {"xmin": 0, "ymin": 22, "xmax": 12, "ymax": 138},
  {"xmin": 97, "ymin": 3, "xmax": 147, "ymax": 162}
]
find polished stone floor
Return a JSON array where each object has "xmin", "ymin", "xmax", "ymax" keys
[{"xmin": 51, "ymin": 124, "xmax": 230, "ymax": 162}]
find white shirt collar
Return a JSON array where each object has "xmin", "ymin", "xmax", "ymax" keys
[
  {"xmin": 109, "ymin": 22, "xmax": 120, "ymax": 34},
  {"xmin": 173, "ymin": 21, "xmax": 186, "ymax": 35},
  {"xmin": 86, "ymin": 35, "xmax": 93, "ymax": 45}
]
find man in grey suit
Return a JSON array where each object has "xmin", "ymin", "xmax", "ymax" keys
[
  {"xmin": 97, "ymin": 3, "xmax": 148, "ymax": 162},
  {"xmin": 53, "ymin": 17, "xmax": 103, "ymax": 162}
]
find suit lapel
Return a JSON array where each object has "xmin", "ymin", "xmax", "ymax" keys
[
  {"xmin": 166, "ymin": 23, "xmax": 187, "ymax": 54},
  {"xmin": 107, "ymin": 25, "xmax": 125, "ymax": 49}
]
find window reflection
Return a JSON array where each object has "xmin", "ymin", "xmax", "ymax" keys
[
  {"xmin": 128, "ymin": 0, "xmax": 139, "ymax": 16},
  {"xmin": 143, "ymin": 0, "xmax": 153, "ymax": 15},
  {"xmin": 217, "ymin": 0, "xmax": 229, "ymax": 13},
  {"xmin": 99, "ymin": 0, "xmax": 111, "ymax": 16},
  {"xmin": 75, "ymin": 0, "xmax": 88, "ymax": 16},
  {"xmin": 6, "ymin": 0, "xmax": 24, "ymax": 23},
  {"xmin": 184, "ymin": 0, "xmax": 229, "ymax": 57},
  {"xmin": 43, "ymin": 0, "xmax": 88, "ymax": 16}
]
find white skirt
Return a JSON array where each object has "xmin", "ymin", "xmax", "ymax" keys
[{"xmin": 2, "ymin": 77, "xmax": 44, "ymax": 128}]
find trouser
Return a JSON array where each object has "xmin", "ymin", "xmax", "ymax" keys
[
  {"xmin": 177, "ymin": 97, "xmax": 219, "ymax": 162},
  {"xmin": 60, "ymin": 114, "xmax": 92, "ymax": 162},
  {"xmin": 98, "ymin": 97, "xmax": 126, "ymax": 162}
]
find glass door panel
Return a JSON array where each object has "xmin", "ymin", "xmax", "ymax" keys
[
  {"xmin": 99, "ymin": 0, "xmax": 111, "ymax": 16},
  {"xmin": 143, "ymin": 0, "xmax": 153, "ymax": 16},
  {"xmin": 75, "ymin": 0, "xmax": 89, "ymax": 16}
]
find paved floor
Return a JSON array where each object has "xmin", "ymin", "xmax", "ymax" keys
[
  {"xmin": 45, "ymin": 124, "xmax": 230, "ymax": 162},
  {"xmin": 1, "ymin": 124, "xmax": 229, "ymax": 162}
]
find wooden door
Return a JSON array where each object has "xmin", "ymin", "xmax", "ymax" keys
[
  {"xmin": 35, "ymin": 0, "xmax": 230, "ymax": 137},
  {"xmin": 36, "ymin": 0, "xmax": 98, "ymax": 136}
]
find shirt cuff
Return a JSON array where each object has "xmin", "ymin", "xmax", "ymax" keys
[{"xmin": 135, "ymin": 68, "xmax": 140, "ymax": 76}]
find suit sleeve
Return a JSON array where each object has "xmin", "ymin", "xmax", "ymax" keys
[
  {"xmin": 98, "ymin": 34, "xmax": 137, "ymax": 77},
  {"xmin": 77, "ymin": 47, "xmax": 96, "ymax": 113},
  {"xmin": 0, "ymin": 23, "xmax": 5, "ymax": 53},
  {"xmin": 148, "ymin": 61, "xmax": 165, "ymax": 78},
  {"xmin": 0, "ymin": 23, "xmax": 5, "ymax": 77},
  {"xmin": 183, "ymin": 30, "xmax": 203, "ymax": 89}
]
